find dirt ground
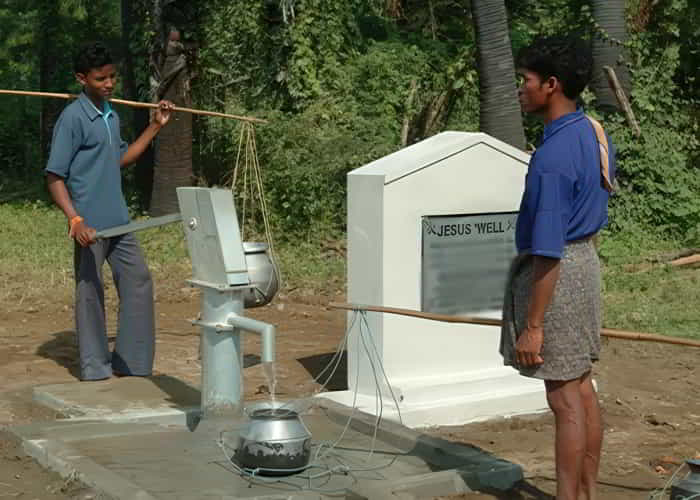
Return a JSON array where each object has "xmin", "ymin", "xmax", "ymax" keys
[{"xmin": 0, "ymin": 289, "xmax": 698, "ymax": 499}]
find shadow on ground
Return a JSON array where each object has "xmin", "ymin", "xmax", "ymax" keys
[
  {"xmin": 297, "ymin": 351, "xmax": 348, "ymax": 391},
  {"xmin": 487, "ymin": 479, "xmax": 555, "ymax": 499},
  {"xmin": 35, "ymin": 330, "xmax": 80, "ymax": 379}
]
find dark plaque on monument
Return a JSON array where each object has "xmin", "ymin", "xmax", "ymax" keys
[{"xmin": 421, "ymin": 212, "xmax": 518, "ymax": 317}]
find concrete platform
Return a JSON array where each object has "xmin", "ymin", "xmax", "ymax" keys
[
  {"xmin": 13, "ymin": 379, "xmax": 524, "ymax": 499},
  {"xmin": 32, "ymin": 375, "xmax": 201, "ymax": 423}
]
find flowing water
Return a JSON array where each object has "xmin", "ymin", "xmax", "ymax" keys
[{"xmin": 262, "ymin": 361, "xmax": 277, "ymax": 411}]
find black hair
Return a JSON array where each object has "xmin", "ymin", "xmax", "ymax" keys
[
  {"xmin": 516, "ymin": 36, "xmax": 593, "ymax": 100},
  {"xmin": 73, "ymin": 41, "xmax": 113, "ymax": 74}
]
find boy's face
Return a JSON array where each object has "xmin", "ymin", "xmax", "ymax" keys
[
  {"xmin": 517, "ymin": 69, "xmax": 554, "ymax": 114},
  {"xmin": 76, "ymin": 64, "xmax": 117, "ymax": 102}
]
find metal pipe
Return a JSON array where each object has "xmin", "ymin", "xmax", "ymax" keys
[
  {"xmin": 198, "ymin": 289, "xmax": 245, "ymax": 415},
  {"xmin": 226, "ymin": 314, "xmax": 276, "ymax": 363}
]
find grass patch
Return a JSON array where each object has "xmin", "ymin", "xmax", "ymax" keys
[
  {"xmin": 0, "ymin": 201, "xmax": 345, "ymax": 312},
  {"xmin": 274, "ymin": 238, "xmax": 346, "ymax": 298},
  {"xmin": 2, "ymin": 202, "xmax": 698, "ymax": 339},
  {"xmin": 1, "ymin": 201, "xmax": 75, "ymax": 309},
  {"xmin": 599, "ymin": 226, "xmax": 700, "ymax": 339}
]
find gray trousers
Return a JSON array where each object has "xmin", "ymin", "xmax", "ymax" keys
[{"xmin": 74, "ymin": 233, "xmax": 155, "ymax": 380}]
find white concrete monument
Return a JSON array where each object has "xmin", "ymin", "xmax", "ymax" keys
[{"xmin": 321, "ymin": 131, "xmax": 548, "ymax": 428}]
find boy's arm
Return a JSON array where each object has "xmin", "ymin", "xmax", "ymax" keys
[
  {"xmin": 46, "ymin": 173, "xmax": 95, "ymax": 247},
  {"xmin": 120, "ymin": 100, "xmax": 174, "ymax": 167},
  {"xmin": 515, "ymin": 256, "xmax": 560, "ymax": 367}
]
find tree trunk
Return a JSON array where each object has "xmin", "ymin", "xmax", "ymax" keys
[
  {"xmin": 38, "ymin": 0, "xmax": 63, "ymax": 164},
  {"xmin": 385, "ymin": 0, "xmax": 402, "ymax": 18},
  {"xmin": 471, "ymin": 0, "xmax": 525, "ymax": 150},
  {"xmin": 591, "ymin": 0, "xmax": 631, "ymax": 111},
  {"xmin": 149, "ymin": 34, "xmax": 193, "ymax": 216},
  {"xmin": 121, "ymin": 0, "xmax": 154, "ymax": 207}
]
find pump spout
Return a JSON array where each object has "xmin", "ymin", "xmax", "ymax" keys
[{"xmin": 226, "ymin": 314, "xmax": 276, "ymax": 363}]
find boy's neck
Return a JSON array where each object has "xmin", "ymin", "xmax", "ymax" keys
[
  {"xmin": 541, "ymin": 96, "xmax": 577, "ymax": 125},
  {"xmin": 84, "ymin": 90, "xmax": 105, "ymax": 112}
]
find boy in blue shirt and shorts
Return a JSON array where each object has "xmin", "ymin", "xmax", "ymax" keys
[{"xmin": 45, "ymin": 41, "xmax": 174, "ymax": 381}]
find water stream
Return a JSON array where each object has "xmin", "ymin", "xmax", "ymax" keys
[{"xmin": 262, "ymin": 361, "xmax": 277, "ymax": 411}]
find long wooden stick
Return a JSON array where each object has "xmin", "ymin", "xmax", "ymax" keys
[
  {"xmin": 670, "ymin": 254, "xmax": 700, "ymax": 267},
  {"xmin": 602, "ymin": 66, "xmax": 641, "ymax": 137},
  {"xmin": 0, "ymin": 89, "xmax": 268, "ymax": 124},
  {"xmin": 328, "ymin": 302, "xmax": 700, "ymax": 349}
]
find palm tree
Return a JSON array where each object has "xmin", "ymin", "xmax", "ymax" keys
[
  {"xmin": 470, "ymin": 0, "xmax": 525, "ymax": 150},
  {"xmin": 150, "ymin": 28, "xmax": 193, "ymax": 215},
  {"xmin": 591, "ymin": 0, "xmax": 631, "ymax": 111}
]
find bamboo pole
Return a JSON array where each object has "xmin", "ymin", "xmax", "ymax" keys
[
  {"xmin": 0, "ymin": 89, "xmax": 268, "ymax": 124},
  {"xmin": 328, "ymin": 302, "xmax": 700, "ymax": 349},
  {"xmin": 670, "ymin": 254, "xmax": 700, "ymax": 267}
]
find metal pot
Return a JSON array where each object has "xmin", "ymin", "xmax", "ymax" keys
[
  {"xmin": 242, "ymin": 242, "xmax": 279, "ymax": 308},
  {"xmin": 234, "ymin": 402, "xmax": 312, "ymax": 475}
]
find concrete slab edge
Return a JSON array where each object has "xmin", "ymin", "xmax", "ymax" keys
[
  {"xmin": 21, "ymin": 437, "xmax": 157, "ymax": 500},
  {"xmin": 32, "ymin": 385, "xmax": 202, "ymax": 425},
  {"xmin": 315, "ymin": 397, "xmax": 523, "ymax": 492},
  {"xmin": 32, "ymin": 387, "xmax": 86, "ymax": 418},
  {"xmin": 62, "ymin": 407, "xmax": 202, "ymax": 429}
]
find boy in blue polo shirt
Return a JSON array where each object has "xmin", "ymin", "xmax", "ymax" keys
[
  {"xmin": 499, "ymin": 36, "xmax": 616, "ymax": 500},
  {"xmin": 45, "ymin": 41, "xmax": 174, "ymax": 381}
]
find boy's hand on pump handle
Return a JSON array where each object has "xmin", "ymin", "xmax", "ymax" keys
[{"xmin": 69, "ymin": 216, "xmax": 96, "ymax": 247}]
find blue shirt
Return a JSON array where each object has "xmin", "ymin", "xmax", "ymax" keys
[
  {"xmin": 46, "ymin": 92, "xmax": 130, "ymax": 231},
  {"xmin": 515, "ymin": 109, "xmax": 616, "ymax": 258}
]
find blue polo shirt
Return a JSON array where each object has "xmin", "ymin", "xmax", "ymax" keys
[
  {"xmin": 515, "ymin": 109, "xmax": 616, "ymax": 258},
  {"xmin": 46, "ymin": 92, "xmax": 130, "ymax": 231}
]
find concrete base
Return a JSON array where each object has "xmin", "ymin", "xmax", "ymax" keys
[
  {"xmin": 320, "ymin": 368, "xmax": 548, "ymax": 428},
  {"xmin": 15, "ymin": 378, "xmax": 525, "ymax": 499},
  {"xmin": 33, "ymin": 375, "xmax": 201, "ymax": 423}
]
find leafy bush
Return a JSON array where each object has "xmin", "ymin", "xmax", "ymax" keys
[
  {"xmin": 195, "ymin": 7, "xmax": 478, "ymax": 237},
  {"xmin": 601, "ymin": 33, "xmax": 700, "ymax": 234}
]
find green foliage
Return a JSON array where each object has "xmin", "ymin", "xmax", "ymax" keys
[
  {"xmin": 511, "ymin": 0, "xmax": 700, "ymax": 236},
  {"xmin": 194, "ymin": 2, "xmax": 479, "ymax": 236},
  {"xmin": 595, "ymin": 29, "xmax": 700, "ymax": 234},
  {"xmin": 0, "ymin": 0, "xmax": 698, "ymax": 243},
  {"xmin": 508, "ymin": 0, "xmax": 590, "ymax": 52},
  {"xmin": 254, "ymin": 98, "xmax": 398, "ymax": 237},
  {"xmin": 0, "ymin": 0, "xmax": 121, "ymax": 196},
  {"xmin": 0, "ymin": 4, "xmax": 42, "ymax": 187}
]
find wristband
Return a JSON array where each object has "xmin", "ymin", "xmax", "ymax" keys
[{"xmin": 70, "ymin": 216, "xmax": 84, "ymax": 228}]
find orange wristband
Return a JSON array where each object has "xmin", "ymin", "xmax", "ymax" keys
[{"xmin": 70, "ymin": 216, "xmax": 84, "ymax": 228}]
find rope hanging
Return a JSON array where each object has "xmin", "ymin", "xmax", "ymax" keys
[{"xmin": 232, "ymin": 122, "xmax": 282, "ymax": 290}]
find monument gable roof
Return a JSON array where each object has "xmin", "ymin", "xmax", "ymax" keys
[{"xmin": 349, "ymin": 132, "xmax": 530, "ymax": 184}]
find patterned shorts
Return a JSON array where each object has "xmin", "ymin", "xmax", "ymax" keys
[{"xmin": 499, "ymin": 239, "xmax": 602, "ymax": 381}]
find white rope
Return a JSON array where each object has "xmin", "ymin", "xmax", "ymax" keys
[
  {"xmin": 247, "ymin": 124, "xmax": 281, "ymax": 292},
  {"xmin": 230, "ymin": 122, "xmax": 283, "ymax": 292}
]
